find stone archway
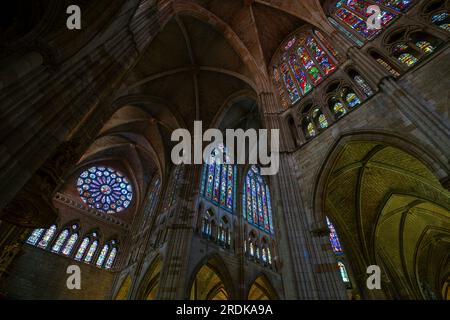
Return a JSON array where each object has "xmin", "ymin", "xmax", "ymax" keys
[
  {"xmin": 189, "ymin": 255, "xmax": 234, "ymax": 300},
  {"xmin": 136, "ymin": 256, "xmax": 163, "ymax": 300},
  {"xmin": 315, "ymin": 138, "xmax": 450, "ymax": 299},
  {"xmin": 248, "ymin": 275, "xmax": 278, "ymax": 300}
]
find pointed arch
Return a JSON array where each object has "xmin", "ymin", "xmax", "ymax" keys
[
  {"xmin": 248, "ymin": 274, "xmax": 279, "ymax": 300},
  {"xmin": 188, "ymin": 255, "xmax": 234, "ymax": 300},
  {"xmin": 136, "ymin": 255, "xmax": 163, "ymax": 300}
]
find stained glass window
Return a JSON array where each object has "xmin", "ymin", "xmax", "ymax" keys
[
  {"xmin": 26, "ymin": 228, "xmax": 44, "ymax": 245},
  {"xmin": 338, "ymin": 261, "xmax": 351, "ymax": 282},
  {"xmin": 200, "ymin": 145, "xmax": 236, "ymax": 211},
  {"xmin": 393, "ymin": 44, "xmax": 419, "ymax": 67},
  {"xmin": 372, "ymin": 0, "xmax": 413, "ymax": 12},
  {"xmin": 105, "ymin": 247, "xmax": 117, "ymax": 269},
  {"xmin": 77, "ymin": 166, "xmax": 133, "ymax": 214},
  {"xmin": 333, "ymin": 101, "xmax": 347, "ymax": 118},
  {"xmin": 273, "ymin": 30, "xmax": 338, "ymax": 106},
  {"xmin": 307, "ymin": 123, "xmax": 316, "ymax": 138},
  {"xmin": 96, "ymin": 244, "xmax": 109, "ymax": 267},
  {"xmin": 75, "ymin": 237, "xmax": 90, "ymax": 261},
  {"xmin": 345, "ymin": 92, "xmax": 361, "ymax": 108},
  {"xmin": 432, "ymin": 12, "xmax": 450, "ymax": 32},
  {"xmin": 84, "ymin": 240, "xmax": 98, "ymax": 263},
  {"xmin": 313, "ymin": 109, "xmax": 329, "ymax": 129},
  {"xmin": 62, "ymin": 233, "xmax": 78, "ymax": 256},
  {"xmin": 415, "ymin": 41, "xmax": 435, "ymax": 54},
  {"xmin": 334, "ymin": 1, "xmax": 397, "ymax": 40},
  {"xmin": 353, "ymin": 75, "xmax": 374, "ymax": 97},
  {"xmin": 326, "ymin": 216, "xmax": 343, "ymax": 255},
  {"xmin": 243, "ymin": 166, "xmax": 274, "ymax": 234},
  {"xmin": 38, "ymin": 225, "xmax": 57, "ymax": 249},
  {"xmin": 51, "ymin": 229, "xmax": 69, "ymax": 253}
]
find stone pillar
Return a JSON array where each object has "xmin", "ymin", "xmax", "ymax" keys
[{"xmin": 157, "ymin": 165, "xmax": 198, "ymax": 299}]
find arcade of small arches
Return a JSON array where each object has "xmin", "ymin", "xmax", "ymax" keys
[{"xmin": 0, "ymin": 0, "xmax": 449, "ymax": 301}]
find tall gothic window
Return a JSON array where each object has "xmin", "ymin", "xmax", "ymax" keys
[
  {"xmin": 272, "ymin": 29, "xmax": 339, "ymax": 107},
  {"xmin": 326, "ymin": 216, "xmax": 343, "ymax": 254},
  {"xmin": 332, "ymin": 0, "xmax": 414, "ymax": 42},
  {"xmin": 37, "ymin": 225, "xmax": 57, "ymax": 249},
  {"xmin": 77, "ymin": 166, "xmax": 133, "ymax": 214},
  {"xmin": 243, "ymin": 166, "xmax": 274, "ymax": 234},
  {"xmin": 199, "ymin": 145, "xmax": 236, "ymax": 211}
]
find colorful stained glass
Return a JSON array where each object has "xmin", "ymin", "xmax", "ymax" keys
[
  {"xmin": 397, "ymin": 52, "xmax": 418, "ymax": 67},
  {"xmin": 338, "ymin": 261, "xmax": 350, "ymax": 282},
  {"xmin": 38, "ymin": 225, "xmax": 56, "ymax": 249},
  {"xmin": 281, "ymin": 63, "xmax": 301, "ymax": 103},
  {"xmin": 326, "ymin": 216, "xmax": 343, "ymax": 254},
  {"xmin": 96, "ymin": 244, "xmax": 109, "ymax": 267},
  {"xmin": 62, "ymin": 233, "xmax": 78, "ymax": 256},
  {"xmin": 288, "ymin": 54, "xmax": 312, "ymax": 95},
  {"xmin": 26, "ymin": 228, "xmax": 44, "ymax": 245},
  {"xmin": 105, "ymin": 247, "xmax": 117, "ymax": 269},
  {"xmin": 84, "ymin": 240, "xmax": 98, "ymax": 263},
  {"xmin": 77, "ymin": 166, "xmax": 133, "ymax": 214},
  {"xmin": 432, "ymin": 12, "xmax": 450, "ymax": 31},
  {"xmin": 307, "ymin": 122, "xmax": 316, "ymax": 138},
  {"xmin": 297, "ymin": 46, "xmax": 323, "ymax": 84},
  {"xmin": 346, "ymin": 92, "xmax": 361, "ymax": 107},
  {"xmin": 334, "ymin": 2, "xmax": 397, "ymax": 40},
  {"xmin": 51, "ymin": 230, "xmax": 69, "ymax": 253},
  {"xmin": 313, "ymin": 109, "xmax": 329, "ymax": 129},
  {"xmin": 354, "ymin": 75, "xmax": 374, "ymax": 97},
  {"xmin": 243, "ymin": 166, "xmax": 274, "ymax": 234},
  {"xmin": 200, "ymin": 146, "xmax": 235, "ymax": 211},
  {"xmin": 75, "ymin": 237, "xmax": 90, "ymax": 261},
  {"xmin": 415, "ymin": 41, "xmax": 435, "ymax": 54},
  {"xmin": 333, "ymin": 101, "xmax": 347, "ymax": 118},
  {"xmin": 329, "ymin": 17, "xmax": 364, "ymax": 47},
  {"xmin": 267, "ymin": 247, "xmax": 272, "ymax": 264},
  {"xmin": 306, "ymin": 36, "xmax": 336, "ymax": 75},
  {"xmin": 373, "ymin": 0, "xmax": 413, "ymax": 12},
  {"xmin": 274, "ymin": 30, "xmax": 338, "ymax": 106}
]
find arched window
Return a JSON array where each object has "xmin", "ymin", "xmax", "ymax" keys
[
  {"xmin": 26, "ymin": 228, "xmax": 45, "ymax": 245},
  {"xmin": 74, "ymin": 237, "xmax": 90, "ymax": 261},
  {"xmin": 432, "ymin": 12, "xmax": 450, "ymax": 31},
  {"xmin": 272, "ymin": 29, "xmax": 338, "ymax": 106},
  {"xmin": 77, "ymin": 166, "xmax": 133, "ymax": 214},
  {"xmin": 330, "ymin": 98, "xmax": 347, "ymax": 119},
  {"xmin": 326, "ymin": 217, "xmax": 343, "ymax": 255},
  {"xmin": 51, "ymin": 229, "xmax": 69, "ymax": 253},
  {"xmin": 62, "ymin": 233, "xmax": 78, "ymax": 256},
  {"xmin": 387, "ymin": 31, "xmax": 442, "ymax": 68},
  {"xmin": 96, "ymin": 244, "xmax": 109, "ymax": 267},
  {"xmin": 243, "ymin": 166, "xmax": 274, "ymax": 234},
  {"xmin": 105, "ymin": 246, "xmax": 117, "ymax": 269},
  {"xmin": 313, "ymin": 108, "xmax": 329, "ymax": 130},
  {"xmin": 338, "ymin": 261, "xmax": 351, "ymax": 283},
  {"xmin": 163, "ymin": 165, "xmax": 183, "ymax": 211},
  {"xmin": 84, "ymin": 240, "xmax": 98, "ymax": 263},
  {"xmin": 199, "ymin": 145, "xmax": 236, "ymax": 211},
  {"xmin": 342, "ymin": 87, "xmax": 361, "ymax": 108},
  {"xmin": 331, "ymin": 0, "xmax": 414, "ymax": 42},
  {"xmin": 37, "ymin": 225, "xmax": 57, "ymax": 249},
  {"xmin": 348, "ymin": 69, "xmax": 374, "ymax": 97}
]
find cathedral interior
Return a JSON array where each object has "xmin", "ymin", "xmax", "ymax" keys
[{"xmin": 0, "ymin": 0, "xmax": 449, "ymax": 300}]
